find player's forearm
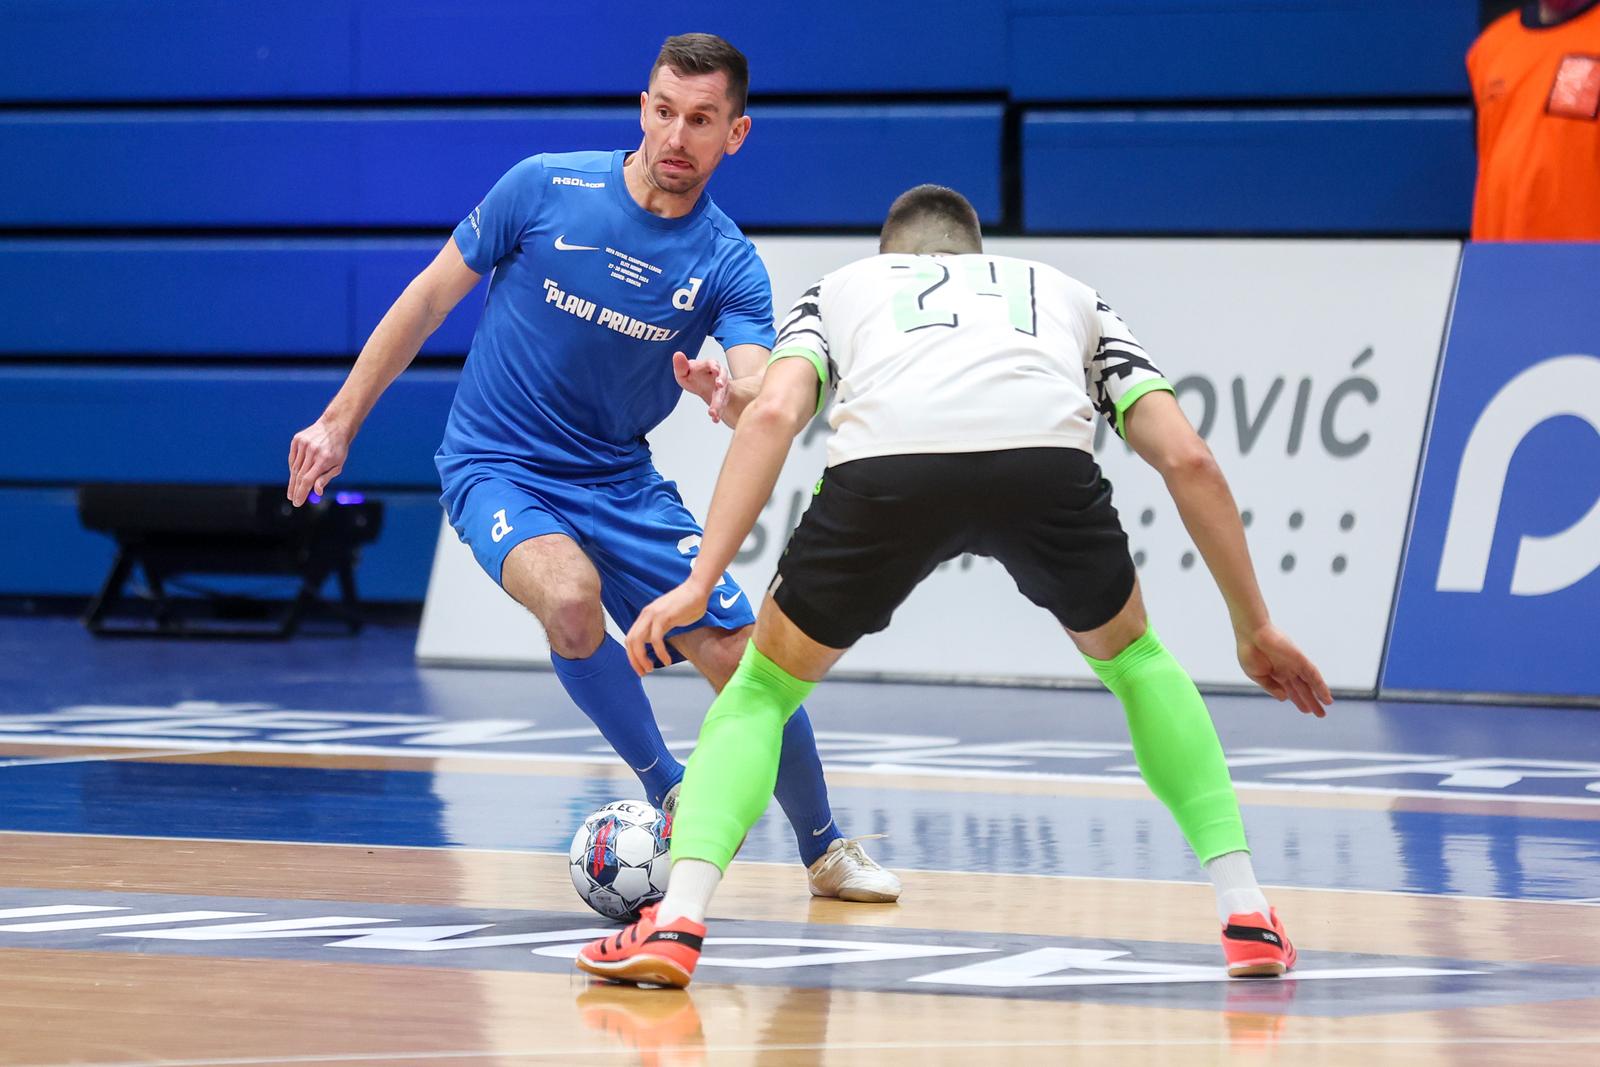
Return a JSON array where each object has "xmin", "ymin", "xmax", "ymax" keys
[
  {"xmin": 715, "ymin": 375, "xmax": 762, "ymax": 428},
  {"xmin": 321, "ymin": 283, "xmax": 446, "ymax": 435},
  {"xmin": 1161, "ymin": 457, "xmax": 1273, "ymax": 637},
  {"xmin": 688, "ymin": 403, "xmax": 805, "ymax": 591}
]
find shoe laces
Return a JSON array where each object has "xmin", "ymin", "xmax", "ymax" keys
[{"xmin": 824, "ymin": 834, "xmax": 886, "ymax": 872}]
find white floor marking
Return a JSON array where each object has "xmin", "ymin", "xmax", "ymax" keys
[{"xmin": 0, "ymin": 747, "xmax": 227, "ymax": 770}]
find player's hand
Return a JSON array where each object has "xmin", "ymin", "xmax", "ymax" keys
[
  {"xmin": 1237, "ymin": 624, "xmax": 1333, "ymax": 717},
  {"xmin": 626, "ymin": 582, "xmax": 712, "ymax": 676},
  {"xmin": 287, "ymin": 417, "xmax": 351, "ymax": 507},
  {"xmin": 673, "ymin": 351, "xmax": 730, "ymax": 423}
]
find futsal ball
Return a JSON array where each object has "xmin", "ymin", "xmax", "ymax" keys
[{"xmin": 569, "ymin": 799, "xmax": 673, "ymax": 922}]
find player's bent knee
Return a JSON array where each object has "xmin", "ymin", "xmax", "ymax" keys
[{"xmin": 540, "ymin": 593, "xmax": 607, "ymax": 659}]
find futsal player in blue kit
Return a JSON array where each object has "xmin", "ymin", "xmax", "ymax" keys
[{"xmin": 285, "ymin": 34, "xmax": 899, "ymax": 902}]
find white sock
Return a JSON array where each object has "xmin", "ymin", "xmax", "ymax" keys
[
  {"xmin": 655, "ymin": 858, "xmax": 722, "ymax": 926},
  {"xmin": 1204, "ymin": 850, "xmax": 1270, "ymax": 923}
]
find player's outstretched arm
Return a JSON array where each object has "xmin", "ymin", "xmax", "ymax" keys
[
  {"xmin": 1124, "ymin": 390, "xmax": 1333, "ymax": 716},
  {"xmin": 286, "ymin": 240, "xmax": 481, "ymax": 506},
  {"xmin": 625, "ymin": 357, "xmax": 819, "ymax": 674}
]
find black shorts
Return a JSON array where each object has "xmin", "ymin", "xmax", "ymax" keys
[{"xmin": 770, "ymin": 447, "xmax": 1136, "ymax": 650}]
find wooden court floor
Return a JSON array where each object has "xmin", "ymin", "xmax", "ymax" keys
[
  {"xmin": 0, "ymin": 619, "xmax": 1597, "ymax": 1065},
  {"xmin": 1, "ymin": 759, "xmax": 1597, "ymax": 1065}
]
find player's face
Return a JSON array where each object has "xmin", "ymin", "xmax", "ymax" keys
[{"xmin": 637, "ymin": 66, "xmax": 751, "ymax": 196}]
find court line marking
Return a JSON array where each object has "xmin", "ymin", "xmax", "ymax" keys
[
  {"xmin": 2, "ymin": 734, "xmax": 1597, "ymax": 807},
  {"xmin": 0, "ymin": 748, "xmax": 229, "ymax": 770},
  {"xmin": 19, "ymin": 1034, "xmax": 1600, "ymax": 1066},
  {"xmin": 0, "ymin": 751, "xmax": 230, "ymax": 767},
  {"xmin": 4, "ymin": 829, "xmax": 1599, "ymax": 909}
]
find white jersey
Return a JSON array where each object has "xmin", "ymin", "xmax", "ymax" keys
[{"xmin": 771, "ymin": 253, "xmax": 1172, "ymax": 467}]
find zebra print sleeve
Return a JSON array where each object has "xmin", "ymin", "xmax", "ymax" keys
[{"xmin": 1086, "ymin": 294, "xmax": 1172, "ymax": 439}]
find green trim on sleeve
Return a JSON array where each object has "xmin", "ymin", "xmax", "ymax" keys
[
  {"xmin": 769, "ymin": 346, "xmax": 829, "ymax": 417},
  {"xmin": 1114, "ymin": 378, "xmax": 1175, "ymax": 438}
]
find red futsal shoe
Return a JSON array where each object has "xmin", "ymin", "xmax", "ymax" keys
[
  {"xmin": 1221, "ymin": 908, "xmax": 1297, "ymax": 977},
  {"xmin": 576, "ymin": 905, "xmax": 705, "ymax": 989}
]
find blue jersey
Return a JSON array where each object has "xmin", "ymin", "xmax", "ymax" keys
[{"xmin": 437, "ymin": 149, "xmax": 775, "ymax": 485}]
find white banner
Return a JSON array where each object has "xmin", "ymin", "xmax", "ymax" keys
[{"xmin": 418, "ymin": 238, "xmax": 1459, "ymax": 691}]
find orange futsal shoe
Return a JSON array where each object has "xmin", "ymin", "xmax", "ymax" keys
[
  {"xmin": 1221, "ymin": 908, "xmax": 1297, "ymax": 978},
  {"xmin": 576, "ymin": 905, "xmax": 706, "ymax": 989}
]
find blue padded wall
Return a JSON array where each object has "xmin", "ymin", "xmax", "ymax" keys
[
  {"xmin": 0, "ymin": 241, "xmax": 480, "ymax": 356},
  {"xmin": 0, "ymin": 366, "xmax": 457, "ymax": 486},
  {"xmin": 0, "ymin": 107, "xmax": 1003, "ymax": 228},
  {"xmin": 352, "ymin": 5, "xmax": 1007, "ymax": 98},
  {"xmin": 1009, "ymin": 1, "xmax": 1479, "ymax": 101},
  {"xmin": 0, "ymin": 488, "xmax": 443, "ymax": 602},
  {"xmin": 0, "ymin": 489, "xmax": 119, "ymax": 596},
  {"xmin": 352, "ymin": 493, "xmax": 449, "ymax": 601},
  {"xmin": 1023, "ymin": 108, "xmax": 1475, "ymax": 233},
  {"xmin": 694, "ymin": 107, "xmax": 1003, "ymax": 226},
  {"xmin": 4, "ymin": 2, "xmax": 1481, "ymax": 103},
  {"xmin": 0, "ymin": 1, "xmax": 354, "ymax": 102},
  {"xmin": 0, "ymin": 2, "xmax": 1006, "ymax": 101},
  {"xmin": 0, "ymin": 3, "xmax": 1484, "ymax": 603}
]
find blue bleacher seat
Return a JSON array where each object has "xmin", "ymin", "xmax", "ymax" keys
[
  {"xmin": 0, "ymin": 107, "xmax": 1002, "ymax": 228},
  {"xmin": 0, "ymin": 366, "xmax": 457, "ymax": 485},
  {"xmin": 1023, "ymin": 107, "xmax": 1475, "ymax": 233},
  {"xmin": 0, "ymin": 240, "xmax": 479, "ymax": 356},
  {"xmin": 0, "ymin": 2, "xmax": 1005, "ymax": 101},
  {"xmin": 1009, "ymin": 1, "xmax": 1479, "ymax": 101}
]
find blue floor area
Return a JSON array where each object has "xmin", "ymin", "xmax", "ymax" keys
[
  {"xmin": 1, "ymin": 617, "xmax": 1597, "ymax": 903},
  {"xmin": 4, "ymin": 617, "xmax": 1599, "ymax": 765},
  {"xmin": 1, "ymin": 758, "xmax": 1596, "ymax": 902}
]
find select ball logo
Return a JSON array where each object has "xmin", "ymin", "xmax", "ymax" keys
[{"xmin": 569, "ymin": 800, "xmax": 672, "ymax": 922}]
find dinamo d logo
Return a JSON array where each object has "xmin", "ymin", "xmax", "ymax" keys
[{"xmin": 672, "ymin": 277, "xmax": 703, "ymax": 311}]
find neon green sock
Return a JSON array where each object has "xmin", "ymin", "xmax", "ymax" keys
[
  {"xmin": 1084, "ymin": 626, "xmax": 1248, "ymax": 863},
  {"xmin": 669, "ymin": 641, "xmax": 815, "ymax": 872}
]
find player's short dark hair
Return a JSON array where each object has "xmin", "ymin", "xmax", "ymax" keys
[
  {"xmin": 879, "ymin": 185, "xmax": 983, "ymax": 254},
  {"xmin": 651, "ymin": 33, "xmax": 750, "ymax": 117}
]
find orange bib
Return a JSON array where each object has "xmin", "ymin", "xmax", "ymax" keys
[{"xmin": 1469, "ymin": 4, "xmax": 1600, "ymax": 240}]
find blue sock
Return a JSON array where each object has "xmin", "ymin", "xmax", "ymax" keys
[
  {"xmin": 550, "ymin": 635, "xmax": 684, "ymax": 808},
  {"xmin": 774, "ymin": 705, "xmax": 843, "ymax": 867}
]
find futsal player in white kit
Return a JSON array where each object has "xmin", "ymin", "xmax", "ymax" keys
[{"xmin": 577, "ymin": 184, "xmax": 1332, "ymax": 988}]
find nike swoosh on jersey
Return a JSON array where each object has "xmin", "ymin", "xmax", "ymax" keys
[
  {"xmin": 553, "ymin": 235, "xmax": 599, "ymax": 252},
  {"xmin": 718, "ymin": 590, "xmax": 745, "ymax": 609}
]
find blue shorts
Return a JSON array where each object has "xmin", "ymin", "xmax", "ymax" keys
[{"xmin": 440, "ymin": 463, "xmax": 757, "ymax": 664}]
